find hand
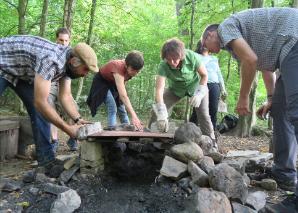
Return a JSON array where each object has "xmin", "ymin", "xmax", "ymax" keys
[
  {"xmin": 152, "ymin": 103, "xmax": 169, "ymax": 132},
  {"xmin": 257, "ymin": 100, "xmax": 272, "ymax": 120},
  {"xmin": 131, "ymin": 116, "xmax": 143, "ymax": 131},
  {"xmin": 235, "ymin": 96, "xmax": 250, "ymax": 116},
  {"xmin": 189, "ymin": 85, "xmax": 208, "ymax": 107},
  {"xmin": 66, "ymin": 124, "xmax": 83, "ymax": 139},
  {"xmin": 221, "ymin": 90, "xmax": 227, "ymax": 100},
  {"xmin": 76, "ymin": 118, "xmax": 93, "ymax": 125}
]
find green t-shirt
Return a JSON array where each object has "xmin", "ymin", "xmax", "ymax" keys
[{"xmin": 158, "ymin": 49, "xmax": 203, "ymax": 98}]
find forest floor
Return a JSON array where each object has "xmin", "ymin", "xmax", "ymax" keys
[{"xmin": 0, "ymin": 131, "xmax": 295, "ymax": 212}]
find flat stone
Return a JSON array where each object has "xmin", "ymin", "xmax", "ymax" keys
[
  {"xmin": 160, "ymin": 156, "xmax": 187, "ymax": 180},
  {"xmin": 188, "ymin": 161, "xmax": 209, "ymax": 187},
  {"xmin": 246, "ymin": 191, "xmax": 267, "ymax": 211},
  {"xmin": 232, "ymin": 202, "xmax": 257, "ymax": 213},
  {"xmin": 59, "ymin": 165, "xmax": 80, "ymax": 183},
  {"xmin": 44, "ymin": 183, "xmax": 69, "ymax": 195},
  {"xmin": 226, "ymin": 150, "xmax": 260, "ymax": 158}
]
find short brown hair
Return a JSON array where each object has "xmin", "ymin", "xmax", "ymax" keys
[
  {"xmin": 125, "ymin": 50, "xmax": 144, "ymax": 70},
  {"xmin": 201, "ymin": 24, "xmax": 219, "ymax": 40},
  {"xmin": 55, "ymin": 27, "xmax": 71, "ymax": 38},
  {"xmin": 161, "ymin": 38, "xmax": 185, "ymax": 60}
]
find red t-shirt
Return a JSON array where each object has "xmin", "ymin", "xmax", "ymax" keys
[{"xmin": 99, "ymin": 60, "xmax": 131, "ymax": 83}]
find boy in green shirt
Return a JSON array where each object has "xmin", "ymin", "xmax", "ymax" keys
[{"xmin": 150, "ymin": 38, "xmax": 215, "ymax": 142}]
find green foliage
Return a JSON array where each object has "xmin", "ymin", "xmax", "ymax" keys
[{"xmin": 0, "ymin": 0, "xmax": 292, "ymax": 124}]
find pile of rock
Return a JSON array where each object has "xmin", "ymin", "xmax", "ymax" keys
[{"xmin": 159, "ymin": 122, "xmax": 273, "ymax": 213}]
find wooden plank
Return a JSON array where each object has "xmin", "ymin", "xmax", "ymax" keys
[{"xmin": 88, "ymin": 130, "xmax": 173, "ymax": 139}]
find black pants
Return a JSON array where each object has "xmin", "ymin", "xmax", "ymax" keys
[{"xmin": 190, "ymin": 83, "xmax": 220, "ymax": 129}]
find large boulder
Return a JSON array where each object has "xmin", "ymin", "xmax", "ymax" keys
[
  {"xmin": 170, "ymin": 142, "xmax": 204, "ymax": 163},
  {"xmin": 209, "ymin": 163, "xmax": 248, "ymax": 203},
  {"xmin": 174, "ymin": 122, "xmax": 202, "ymax": 144},
  {"xmin": 184, "ymin": 188, "xmax": 232, "ymax": 213}
]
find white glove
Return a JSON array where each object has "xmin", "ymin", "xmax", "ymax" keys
[
  {"xmin": 152, "ymin": 103, "xmax": 169, "ymax": 132},
  {"xmin": 190, "ymin": 85, "xmax": 208, "ymax": 107}
]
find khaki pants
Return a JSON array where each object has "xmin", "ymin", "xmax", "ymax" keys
[{"xmin": 149, "ymin": 88, "xmax": 215, "ymax": 139}]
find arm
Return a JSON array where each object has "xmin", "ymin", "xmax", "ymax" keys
[
  {"xmin": 256, "ymin": 71, "xmax": 276, "ymax": 119},
  {"xmin": 189, "ymin": 64, "xmax": 208, "ymax": 107},
  {"xmin": 197, "ymin": 64, "xmax": 208, "ymax": 86},
  {"xmin": 229, "ymin": 38, "xmax": 258, "ymax": 115},
  {"xmin": 34, "ymin": 74, "xmax": 80, "ymax": 138},
  {"xmin": 113, "ymin": 72, "xmax": 143, "ymax": 130},
  {"xmin": 155, "ymin": 75, "xmax": 166, "ymax": 103},
  {"xmin": 216, "ymin": 60, "xmax": 226, "ymax": 93},
  {"xmin": 58, "ymin": 78, "xmax": 80, "ymax": 121}
]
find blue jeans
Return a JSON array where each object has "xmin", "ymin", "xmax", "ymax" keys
[
  {"xmin": 104, "ymin": 90, "xmax": 129, "ymax": 128},
  {"xmin": 272, "ymin": 41, "xmax": 298, "ymax": 195},
  {"xmin": 0, "ymin": 77, "xmax": 55, "ymax": 165},
  {"xmin": 207, "ymin": 83, "xmax": 221, "ymax": 129}
]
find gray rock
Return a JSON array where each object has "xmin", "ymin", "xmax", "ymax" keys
[
  {"xmin": 29, "ymin": 187, "xmax": 39, "ymax": 195},
  {"xmin": 35, "ymin": 173, "xmax": 55, "ymax": 183},
  {"xmin": 246, "ymin": 191, "xmax": 267, "ymax": 211},
  {"xmin": 170, "ymin": 142, "xmax": 203, "ymax": 163},
  {"xmin": 222, "ymin": 158, "xmax": 248, "ymax": 175},
  {"xmin": 206, "ymin": 152, "xmax": 224, "ymax": 164},
  {"xmin": 226, "ymin": 150, "xmax": 260, "ymax": 158},
  {"xmin": 50, "ymin": 189, "xmax": 81, "ymax": 213},
  {"xmin": 174, "ymin": 122, "xmax": 202, "ymax": 144},
  {"xmin": 243, "ymin": 173, "xmax": 251, "ymax": 186},
  {"xmin": 59, "ymin": 165, "xmax": 80, "ymax": 183},
  {"xmin": 209, "ymin": 163, "xmax": 248, "ymax": 203},
  {"xmin": 23, "ymin": 170, "xmax": 36, "ymax": 183},
  {"xmin": 197, "ymin": 135, "xmax": 214, "ymax": 155},
  {"xmin": 184, "ymin": 188, "xmax": 232, "ymax": 213},
  {"xmin": 251, "ymin": 178, "xmax": 277, "ymax": 191},
  {"xmin": 178, "ymin": 177, "xmax": 192, "ymax": 193},
  {"xmin": 232, "ymin": 202, "xmax": 257, "ymax": 213},
  {"xmin": 188, "ymin": 161, "xmax": 209, "ymax": 187},
  {"xmin": 1, "ymin": 179, "xmax": 21, "ymax": 192},
  {"xmin": 44, "ymin": 183, "xmax": 70, "ymax": 195},
  {"xmin": 198, "ymin": 156, "xmax": 215, "ymax": 174},
  {"xmin": 160, "ymin": 156, "xmax": 187, "ymax": 180}
]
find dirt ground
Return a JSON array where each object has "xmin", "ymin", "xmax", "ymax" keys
[{"xmin": 0, "ymin": 132, "xmax": 293, "ymax": 212}]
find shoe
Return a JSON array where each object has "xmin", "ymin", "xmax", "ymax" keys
[
  {"xmin": 51, "ymin": 139, "xmax": 59, "ymax": 153},
  {"xmin": 263, "ymin": 195, "xmax": 298, "ymax": 213},
  {"xmin": 44, "ymin": 159, "xmax": 64, "ymax": 178},
  {"xmin": 103, "ymin": 126, "xmax": 116, "ymax": 131},
  {"xmin": 262, "ymin": 166, "xmax": 297, "ymax": 192},
  {"xmin": 67, "ymin": 138, "xmax": 78, "ymax": 151}
]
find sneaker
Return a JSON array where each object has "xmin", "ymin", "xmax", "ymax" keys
[
  {"xmin": 67, "ymin": 138, "xmax": 78, "ymax": 151},
  {"xmin": 44, "ymin": 159, "xmax": 64, "ymax": 178},
  {"xmin": 263, "ymin": 195, "xmax": 298, "ymax": 213},
  {"xmin": 51, "ymin": 139, "xmax": 59, "ymax": 153}
]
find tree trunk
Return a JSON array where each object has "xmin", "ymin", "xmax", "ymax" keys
[
  {"xmin": 18, "ymin": 0, "xmax": 27, "ymax": 35},
  {"xmin": 63, "ymin": 0, "xmax": 76, "ymax": 30},
  {"xmin": 183, "ymin": 0, "xmax": 196, "ymax": 122},
  {"xmin": 234, "ymin": 0, "xmax": 263, "ymax": 137},
  {"xmin": 75, "ymin": 0, "xmax": 97, "ymax": 102},
  {"xmin": 17, "ymin": 0, "xmax": 28, "ymax": 114},
  {"xmin": 39, "ymin": 0, "xmax": 49, "ymax": 37},
  {"xmin": 292, "ymin": 0, "xmax": 298, "ymax": 8},
  {"xmin": 234, "ymin": 73, "xmax": 259, "ymax": 137}
]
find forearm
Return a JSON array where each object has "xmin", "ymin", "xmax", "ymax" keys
[
  {"xmin": 59, "ymin": 94, "xmax": 80, "ymax": 121},
  {"xmin": 119, "ymin": 94, "xmax": 138, "ymax": 119},
  {"xmin": 34, "ymin": 99, "xmax": 69, "ymax": 133},
  {"xmin": 262, "ymin": 71, "xmax": 276, "ymax": 97},
  {"xmin": 239, "ymin": 62, "xmax": 257, "ymax": 98},
  {"xmin": 155, "ymin": 75, "xmax": 165, "ymax": 103}
]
